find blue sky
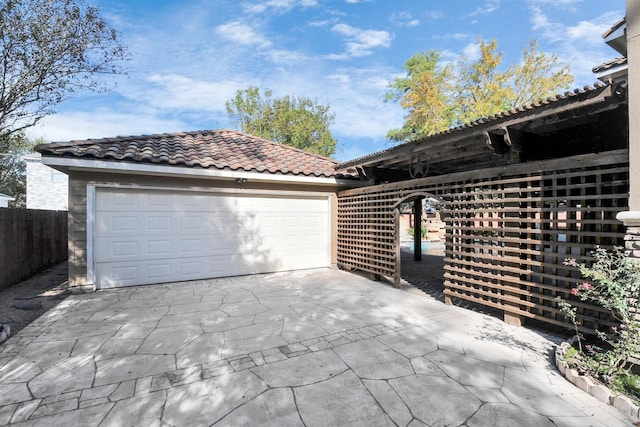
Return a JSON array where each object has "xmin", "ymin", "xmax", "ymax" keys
[{"xmin": 28, "ymin": 0, "xmax": 625, "ymax": 162}]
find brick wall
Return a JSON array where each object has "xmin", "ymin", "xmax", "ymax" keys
[{"xmin": 26, "ymin": 157, "xmax": 68, "ymax": 211}]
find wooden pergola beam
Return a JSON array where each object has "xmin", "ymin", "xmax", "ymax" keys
[{"xmin": 337, "ymin": 85, "xmax": 616, "ymax": 171}]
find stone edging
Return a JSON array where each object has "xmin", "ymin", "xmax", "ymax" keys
[
  {"xmin": 555, "ymin": 337, "xmax": 640, "ymax": 420},
  {"xmin": 0, "ymin": 323, "xmax": 10, "ymax": 344}
]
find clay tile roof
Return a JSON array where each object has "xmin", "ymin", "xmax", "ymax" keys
[
  {"xmin": 36, "ymin": 129, "xmax": 353, "ymax": 179},
  {"xmin": 592, "ymin": 56, "xmax": 627, "ymax": 73},
  {"xmin": 602, "ymin": 17, "xmax": 625, "ymax": 38}
]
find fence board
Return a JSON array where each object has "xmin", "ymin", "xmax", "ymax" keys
[{"xmin": 0, "ymin": 209, "xmax": 68, "ymax": 290}]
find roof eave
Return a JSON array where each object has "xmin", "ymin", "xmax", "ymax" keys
[
  {"xmin": 41, "ymin": 156, "xmax": 365, "ymax": 188},
  {"xmin": 596, "ymin": 64, "xmax": 628, "ymax": 84},
  {"xmin": 337, "ymin": 84, "xmax": 615, "ymax": 171},
  {"xmin": 603, "ymin": 20, "xmax": 627, "ymax": 56}
]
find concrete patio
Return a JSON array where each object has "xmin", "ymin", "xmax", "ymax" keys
[{"xmin": 0, "ymin": 268, "xmax": 633, "ymax": 426}]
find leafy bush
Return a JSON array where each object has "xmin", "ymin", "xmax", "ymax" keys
[
  {"xmin": 407, "ymin": 225, "xmax": 427, "ymax": 239},
  {"xmin": 557, "ymin": 246, "xmax": 640, "ymax": 398}
]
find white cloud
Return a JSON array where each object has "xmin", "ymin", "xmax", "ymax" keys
[
  {"xmin": 214, "ymin": 21, "xmax": 272, "ymax": 48},
  {"xmin": 332, "ymin": 98, "xmax": 402, "ymax": 140},
  {"xmin": 528, "ymin": 0, "xmax": 582, "ymax": 5},
  {"xmin": 529, "ymin": 7, "xmax": 624, "ymax": 84},
  {"xmin": 390, "ymin": 12, "xmax": 420, "ymax": 27},
  {"xmin": 566, "ymin": 21, "xmax": 609, "ymax": 45},
  {"xmin": 423, "ymin": 11, "xmax": 445, "ymax": 20},
  {"xmin": 467, "ymin": 0, "xmax": 502, "ymax": 17},
  {"xmin": 308, "ymin": 18, "xmax": 338, "ymax": 27},
  {"xmin": 143, "ymin": 74, "xmax": 250, "ymax": 112},
  {"xmin": 28, "ymin": 110, "xmax": 188, "ymax": 142},
  {"xmin": 435, "ymin": 33, "xmax": 472, "ymax": 41},
  {"xmin": 526, "ymin": 0, "xmax": 583, "ymax": 13},
  {"xmin": 326, "ymin": 23, "xmax": 393, "ymax": 60},
  {"xmin": 531, "ymin": 7, "xmax": 620, "ymax": 46},
  {"xmin": 243, "ymin": 0, "xmax": 318, "ymax": 14},
  {"xmin": 314, "ymin": 67, "xmax": 403, "ymax": 143},
  {"xmin": 327, "ymin": 73, "xmax": 351, "ymax": 85},
  {"xmin": 462, "ymin": 43, "xmax": 481, "ymax": 60},
  {"xmin": 266, "ymin": 48, "xmax": 311, "ymax": 64}
]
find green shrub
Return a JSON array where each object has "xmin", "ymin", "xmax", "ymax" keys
[
  {"xmin": 407, "ymin": 225, "xmax": 426, "ymax": 238},
  {"xmin": 557, "ymin": 246, "xmax": 640, "ymax": 400}
]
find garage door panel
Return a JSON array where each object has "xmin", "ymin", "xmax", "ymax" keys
[
  {"xmin": 179, "ymin": 259, "xmax": 204, "ymax": 275},
  {"xmin": 97, "ymin": 191, "xmax": 142, "ymax": 211},
  {"xmin": 111, "ymin": 241, "xmax": 139, "ymax": 257},
  {"xmin": 179, "ymin": 238, "xmax": 203, "ymax": 254},
  {"xmin": 98, "ymin": 237, "xmax": 142, "ymax": 260},
  {"xmin": 147, "ymin": 192, "xmax": 174, "ymax": 209},
  {"xmin": 95, "ymin": 188, "xmax": 330, "ymax": 288},
  {"xmin": 99, "ymin": 215, "xmax": 139, "ymax": 234},
  {"xmin": 99, "ymin": 236, "xmax": 230, "ymax": 261},
  {"xmin": 99, "ymin": 264, "xmax": 141, "ymax": 286},
  {"xmin": 179, "ymin": 216, "xmax": 205, "ymax": 232},
  {"xmin": 98, "ymin": 212, "xmax": 235, "ymax": 237},
  {"xmin": 98, "ymin": 212, "xmax": 168, "ymax": 235},
  {"xmin": 147, "ymin": 240, "xmax": 172, "ymax": 256},
  {"xmin": 148, "ymin": 263, "xmax": 171, "ymax": 280},
  {"xmin": 147, "ymin": 215, "xmax": 173, "ymax": 232}
]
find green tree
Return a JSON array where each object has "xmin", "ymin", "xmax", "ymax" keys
[
  {"xmin": 386, "ymin": 38, "xmax": 574, "ymax": 142},
  {"xmin": 456, "ymin": 38, "xmax": 514, "ymax": 124},
  {"xmin": 0, "ymin": 132, "xmax": 36, "ymax": 207},
  {"xmin": 385, "ymin": 51, "xmax": 455, "ymax": 142},
  {"xmin": 0, "ymin": 0, "xmax": 128, "ymax": 138},
  {"xmin": 226, "ymin": 87, "xmax": 337, "ymax": 157},
  {"xmin": 510, "ymin": 40, "xmax": 573, "ymax": 108}
]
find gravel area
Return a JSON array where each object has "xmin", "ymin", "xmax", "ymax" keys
[{"xmin": 0, "ymin": 261, "xmax": 69, "ymax": 339}]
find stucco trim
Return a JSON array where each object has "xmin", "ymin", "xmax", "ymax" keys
[
  {"xmin": 86, "ymin": 182, "xmax": 337, "ymax": 198},
  {"xmin": 86, "ymin": 185, "xmax": 96, "ymax": 288},
  {"xmin": 41, "ymin": 157, "xmax": 363, "ymax": 187},
  {"xmin": 616, "ymin": 210, "xmax": 640, "ymax": 226}
]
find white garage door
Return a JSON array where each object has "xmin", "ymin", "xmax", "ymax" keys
[{"xmin": 93, "ymin": 188, "xmax": 331, "ymax": 288}]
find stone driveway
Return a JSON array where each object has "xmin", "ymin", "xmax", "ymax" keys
[{"xmin": 0, "ymin": 269, "xmax": 633, "ymax": 426}]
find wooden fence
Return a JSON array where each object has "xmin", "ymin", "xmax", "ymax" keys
[
  {"xmin": 337, "ymin": 149, "xmax": 629, "ymax": 331},
  {"xmin": 0, "ymin": 209, "xmax": 68, "ymax": 290}
]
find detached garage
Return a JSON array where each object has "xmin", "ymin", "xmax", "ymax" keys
[{"xmin": 36, "ymin": 130, "xmax": 358, "ymax": 291}]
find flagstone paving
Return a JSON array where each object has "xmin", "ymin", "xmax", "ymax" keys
[{"xmin": 0, "ymin": 268, "xmax": 635, "ymax": 426}]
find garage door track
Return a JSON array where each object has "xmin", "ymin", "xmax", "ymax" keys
[{"xmin": 0, "ymin": 269, "xmax": 633, "ymax": 426}]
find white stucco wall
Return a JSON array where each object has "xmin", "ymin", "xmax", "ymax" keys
[{"xmin": 25, "ymin": 154, "xmax": 68, "ymax": 211}]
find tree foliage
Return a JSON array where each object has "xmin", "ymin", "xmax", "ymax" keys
[
  {"xmin": 226, "ymin": 86, "xmax": 337, "ymax": 157},
  {"xmin": 0, "ymin": 132, "xmax": 36, "ymax": 207},
  {"xmin": 386, "ymin": 38, "xmax": 573, "ymax": 142},
  {"xmin": 385, "ymin": 51, "xmax": 455, "ymax": 142},
  {"xmin": 0, "ymin": 0, "xmax": 128, "ymax": 138}
]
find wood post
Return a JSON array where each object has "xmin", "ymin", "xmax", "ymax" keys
[
  {"xmin": 413, "ymin": 198, "xmax": 422, "ymax": 261},
  {"xmin": 504, "ymin": 312, "xmax": 523, "ymax": 327},
  {"xmin": 394, "ymin": 210, "xmax": 401, "ymax": 288}
]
